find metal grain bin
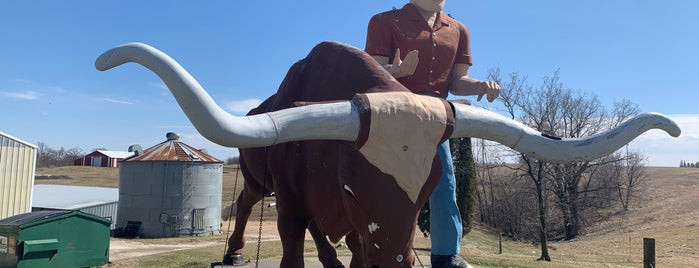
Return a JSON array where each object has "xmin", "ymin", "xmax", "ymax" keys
[
  {"xmin": 0, "ymin": 210, "xmax": 110, "ymax": 268},
  {"xmin": 117, "ymin": 132, "xmax": 223, "ymax": 238}
]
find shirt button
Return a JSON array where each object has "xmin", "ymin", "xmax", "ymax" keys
[
  {"xmin": 429, "ymin": 82, "xmax": 433, "ymax": 86},
  {"xmin": 432, "ymin": 32, "xmax": 436, "ymax": 36},
  {"xmin": 433, "ymin": 43, "xmax": 437, "ymax": 47},
  {"xmin": 432, "ymin": 57, "xmax": 436, "ymax": 61},
  {"xmin": 429, "ymin": 70, "xmax": 434, "ymax": 73}
]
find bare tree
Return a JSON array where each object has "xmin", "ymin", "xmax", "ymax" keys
[
  {"xmin": 491, "ymin": 69, "xmax": 552, "ymax": 261},
  {"xmin": 473, "ymin": 138, "xmax": 499, "ymax": 227},
  {"xmin": 489, "ymin": 68, "xmax": 648, "ymax": 258},
  {"xmin": 225, "ymin": 156, "xmax": 239, "ymax": 165},
  {"xmin": 35, "ymin": 142, "xmax": 84, "ymax": 168},
  {"xmin": 616, "ymin": 149, "xmax": 647, "ymax": 211},
  {"xmin": 62, "ymin": 147, "xmax": 84, "ymax": 166},
  {"xmin": 548, "ymin": 95, "xmax": 640, "ymax": 239},
  {"xmin": 36, "ymin": 141, "xmax": 51, "ymax": 168}
]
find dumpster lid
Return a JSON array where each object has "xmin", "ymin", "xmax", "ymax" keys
[{"xmin": 0, "ymin": 210, "xmax": 72, "ymax": 226}]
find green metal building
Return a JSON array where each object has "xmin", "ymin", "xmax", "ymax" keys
[{"xmin": 0, "ymin": 210, "xmax": 110, "ymax": 268}]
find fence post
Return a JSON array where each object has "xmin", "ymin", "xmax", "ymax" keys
[
  {"xmin": 643, "ymin": 237, "xmax": 655, "ymax": 268},
  {"xmin": 499, "ymin": 233, "xmax": 502, "ymax": 254}
]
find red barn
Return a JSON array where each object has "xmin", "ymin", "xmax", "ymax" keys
[{"xmin": 74, "ymin": 150, "xmax": 134, "ymax": 167}]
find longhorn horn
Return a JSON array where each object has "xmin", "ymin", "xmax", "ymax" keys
[
  {"xmin": 96, "ymin": 42, "xmax": 681, "ymax": 163},
  {"xmin": 451, "ymin": 104, "xmax": 681, "ymax": 163},
  {"xmin": 95, "ymin": 42, "xmax": 360, "ymax": 147}
]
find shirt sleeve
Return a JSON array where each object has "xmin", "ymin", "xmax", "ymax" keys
[
  {"xmin": 365, "ymin": 13, "xmax": 394, "ymax": 59},
  {"xmin": 454, "ymin": 22, "xmax": 472, "ymax": 66}
]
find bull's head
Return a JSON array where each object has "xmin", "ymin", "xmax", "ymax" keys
[{"xmin": 95, "ymin": 42, "xmax": 680, "ymax": 163}]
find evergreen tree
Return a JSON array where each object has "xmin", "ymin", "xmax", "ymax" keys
[{"xmin": 451, "ymin": 137, "xmax": 477, "ymax": 235}]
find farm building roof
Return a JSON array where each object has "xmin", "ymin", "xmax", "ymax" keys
[
  {"xmin": 0, "ymin": 131, "xmax": 37, "ymax": 148},
  {"xmin": 96, "ymin": 150, "xmax": 134, "ymax": 159},
  {"xmin": 32, "ymin": 185, "xmax": 118, "ymax": 210},
  {"xmin": 124, "ymin": 132, "xmax": 221, "ymax": 162}
]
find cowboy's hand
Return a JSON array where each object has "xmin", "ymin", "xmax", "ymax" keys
[
  {"xmin": 387, "ymin": 48, "xmax": 419, "ymax": 78},
  {"xmin": 476, "ymin": 81, "xmax": 501, "ymax": 102}
]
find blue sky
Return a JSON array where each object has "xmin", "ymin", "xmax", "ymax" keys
[{"xmin": 1, "ymin": 1, "xmax": 697, "ymax": 166}]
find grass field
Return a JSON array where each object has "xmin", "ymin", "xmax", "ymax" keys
[{"xmin": 35, "ymin": 165, "xmax": 699, "ymax": 267}]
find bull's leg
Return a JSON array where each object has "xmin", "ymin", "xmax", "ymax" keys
[
  {"xmin": 308, "ymin": 221, "xmax": 345, "ymax": 268},
  {"xmin": 345, "ymin": 231, "xmax": 367, "ymax": 268},
  {"xmin": 278, "ymin": 213, "xmax": 310, "ymax": 267},
  {"xmin": 223, "ymin": 184, "xmax": 264, "ymax": 265}
]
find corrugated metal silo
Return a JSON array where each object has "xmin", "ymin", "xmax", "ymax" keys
[
  {"xmin": 0, "ymin": 132, "xmax": 37, "ymax": 220},
  {"xmin": 117, "ymin": 132, "xmax": 223, "ymax": 238}
]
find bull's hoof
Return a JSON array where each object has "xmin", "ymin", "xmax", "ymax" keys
[
  {"xmin": 326, "ymin": 265, "xmax": 345, "ymax": 268},
  {"xmin": 430, "ymin": 254, "xmax": 473, "ymax": 268},
  {"xmin": 222, "ymin": 254, "xmax": 246, "ymax": 266}
]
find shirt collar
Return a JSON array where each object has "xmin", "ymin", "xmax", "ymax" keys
[{"xmin": 402, "ymin": 3, "xmax": 451, "ymax": 29}]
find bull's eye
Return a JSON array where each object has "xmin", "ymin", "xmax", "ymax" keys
[
  {"xmin": 396, "ymin": 254, "xmax": 404, "ymax": 262},
  {"xmin": 402, "ymin": 145, "xmax": 409, "ymax": 151}
]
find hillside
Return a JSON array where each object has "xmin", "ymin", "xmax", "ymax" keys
[
  {"xmin": 33, "ymin": 166, "xmax": 699, "ymax": 267},
  {"xmin": 549, "ymin": 167, "xmax": 699, "ymax": 267}
]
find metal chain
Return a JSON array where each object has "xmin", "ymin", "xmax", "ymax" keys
[
  {"xmin": 255, "ymin": 192, "xmax": 265, "ymax": 268},
  {"xmin": 413, "ymin": 247, "xmax": 425, "ymax": 267},
  {"xmin": 223, "ymin": 164, "xmax": 241, "ymax": 257},
  {"xmin": 255, "ymin": 148, "xmax": 270, "ymax": 268}
]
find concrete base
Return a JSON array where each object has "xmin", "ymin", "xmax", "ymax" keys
[{"xmin": 212, "ymin": 255, "xmax": 434, "ymax": 268}]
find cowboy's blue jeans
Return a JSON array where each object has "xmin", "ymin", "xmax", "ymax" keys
[{"xmin": 429, "ymin": 140, "xmax": 462, "ymax": 255}]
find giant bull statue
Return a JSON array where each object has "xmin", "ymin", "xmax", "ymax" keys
[{"xmin": 96, "ymin": 41, "xmax": 680, "ymax": 267}]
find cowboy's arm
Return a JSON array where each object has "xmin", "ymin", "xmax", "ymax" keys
[{"xmin": 449, "ymin": 63, "xmax": 500, "ymax": 102}]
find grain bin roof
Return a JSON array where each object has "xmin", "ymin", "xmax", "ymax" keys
[
  {"xmin": 124, "ymin": 132, "xmax": 221, "ymax": 162},
  {"xmin": 32, "ymin": 185, "xmax": 118, "ymax": 210}
]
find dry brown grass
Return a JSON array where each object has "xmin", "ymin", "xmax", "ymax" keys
[
  {"xmin": 35, "ymin": 165, "xmax": 699, "ymax": 267},
  {"xmin": 548, "ymin": 167, "xmax": 699, "ymax": 267},
  {"xmin": 35, "ymin": 165, "xmax": 120, "ymax": 187}
]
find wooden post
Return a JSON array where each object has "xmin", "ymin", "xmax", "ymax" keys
[
  {"xmin": 499, "ymin": 233, "xmax": 502, "ymax": 254},
  {"xmin": 628, "ymin": 236, "xmax": 632, "ymax": 263},
  {"xmin": 643, "ymin": 237, "xmax": 655, "ymax": 268}
]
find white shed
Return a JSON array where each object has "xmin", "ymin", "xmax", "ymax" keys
[
  {"xmin": 31, "ymin": 184, "xmax": 119, "ymax": 230},
  {"xmin": 0, "ymin": 131, "xmax": 37, "ymax": 220}
]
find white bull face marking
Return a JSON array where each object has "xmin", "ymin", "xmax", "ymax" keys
[{"xmin": 368, "ymin": 222, "xmax": 380, "ymax": 234}]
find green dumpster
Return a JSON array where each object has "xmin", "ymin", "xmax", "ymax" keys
[{"xmin": 0, "ymin": 210, "xmax": 110, "ymax": 268}]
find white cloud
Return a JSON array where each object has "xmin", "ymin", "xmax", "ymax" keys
[
  {"xmin": 1, "ymin": 90, "xmax": 41, "ymax": 100},
  {"xmin": 146, "ymin": 82, "xmax": 171, "ymax": 96},
  {"xmin": 224, "ymin": 98, "xmax": 262, "ymax": 114},
  {"xmin": 102, "ymin": 97, "xmax": 136, "ymax": 105},
  {"xmin": 627, "ymin": 114, "xmax": 699, "ymax": 167}
]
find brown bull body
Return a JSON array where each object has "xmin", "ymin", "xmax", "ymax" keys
[{"xmin": 228, "ymin": 41, "xmax": 453, "ymax": 267}]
